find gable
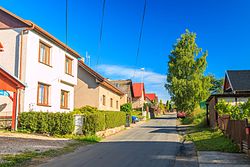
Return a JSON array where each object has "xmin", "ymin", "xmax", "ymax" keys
[
  {"xmin": 226, "ymin": 70, "xmax": 250, "ymax": 92},
  {"xmin": 0, "ymin": 8, "xmax": 29, "ymax": 29}
]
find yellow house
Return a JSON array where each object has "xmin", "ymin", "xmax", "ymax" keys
[{"xmin": 74, "ymin": 61, "xmax": 124, "ymax": 111}]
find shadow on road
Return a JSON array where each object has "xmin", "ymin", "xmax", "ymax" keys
[
  {"xmin": 39, "ymin": 141, "xmax": 193, "ymax": 167},
  {"xmin": 153, "ymin": 116, "xmax": 176, "ymax": 120}
]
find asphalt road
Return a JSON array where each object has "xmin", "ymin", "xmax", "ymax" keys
[{"xmin": 39, "ymin": 113, "xmax": 181, "ymax": 167}]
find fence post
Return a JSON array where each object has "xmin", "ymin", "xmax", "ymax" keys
[{"xmin": 74, "ymin": 114, "xmax": 84, "ymax": 135}]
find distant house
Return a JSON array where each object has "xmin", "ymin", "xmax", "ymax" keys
[
  {"xmin": 0, "ymin": 7, "xmax": 80, "ymax": 113},
  {"xmin": 132, "ymin": 83, "xmax": 145, "ymax": 109},
  {"xmin": 145, "ymin": 93, "xmax": 158, "ymax": 104},
  {"xmin": 206, "ymin": 70, "xmax": 250, "ymax": 128},
  {"xmin": 110, "ymin": 79, "xmax": 133, "ymax": 105},
  {"xmin": 74, "ymin": 61, "xmax": 124, "ymax": 111}
]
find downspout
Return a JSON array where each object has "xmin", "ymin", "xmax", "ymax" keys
[{"xmin": 16, "ymin": 23, "xmax": 35, "ymax": 130}]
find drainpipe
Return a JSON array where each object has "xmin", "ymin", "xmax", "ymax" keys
[{"xmin": 16, "ymin": 23, "xmax": 35, "ymax": 130}]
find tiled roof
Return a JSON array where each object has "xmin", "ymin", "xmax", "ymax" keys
[
  {"xmin": 226, "ymin": 70, "xmax": 250, "ymax": 91},
  {"xmin": 145, "ymin": 93, "xmax": 157, "ymax": 101},
  {"xmin": 132, "ymin": 83, "xmax": 145, "ymax": 98}
]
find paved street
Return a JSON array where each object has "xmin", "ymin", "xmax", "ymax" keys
[{"xmin": 39, "ymin": 113, "xmax": 183, "ymax": 167}]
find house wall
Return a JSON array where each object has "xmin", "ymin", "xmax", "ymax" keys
[
  {"xmin": 120, "ymin": 94, "xmax": 128, "ymax": 105},
  {"xmin": 98, "ymin": 85, "xmax": 121, "ymax": 111},
  {"xmin": 0, "ymin": 92, "xmax": 13, "ymax": 117},
  {"xmin": 0, "ymin": 29, "xmax": 22, "ymax": 116},
  {"xmin": 74, "ymin": 66, "xmax": 99, "ymax": 109},
  {"xmin": 23, "ymin": 30, "xmax": 77, "ymax": 112},
  {"xmin": 0, "ymin": 28, "xmax": 21, "ymax": 77}
]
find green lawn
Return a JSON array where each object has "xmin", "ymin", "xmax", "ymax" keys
[{"xmin": 185, "ymin": 127, "xmax": 239, "ymax": 153}]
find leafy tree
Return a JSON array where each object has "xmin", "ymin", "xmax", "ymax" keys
[
  {"xmin": 120, "ymin": 103, "xmax": 132, "ymax": 112},
  {"xmin": 208, "ymin": 75, "xmax": 224, "ymax": 94},
  {"xmin": 165, "ymin": 29, "xmax": 212, "ymax": 113}
]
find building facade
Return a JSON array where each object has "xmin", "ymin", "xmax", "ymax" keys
[
  {"xmin": 0, "ymin": 7, "xmax": 80, "ymax": 113},
  {"xmin": 74, "ymin": 61, "xmax": 124, "ymax": 111}
]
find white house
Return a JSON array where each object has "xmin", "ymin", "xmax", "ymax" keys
[{"xmin": 0, "ymin": 7, "xmax": 80, "ymax": 115}]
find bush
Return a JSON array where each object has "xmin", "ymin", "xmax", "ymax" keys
[
  {"xmin": 82, "ymin": 112, "xmax": 106, "ymax": 135},
  {"xmin": 81, "ymin": 111, "xmax": 126, "ymax": 135},
  {"xmin": 180, "ymin": 108, "xmax": 206, "ymax": 126},
  {"xmin": 19, "ymin": 112, "xmax": 74, "ymax": 135},
  {"xmin": 215, "ymin": 99, "xmax": 250, "ymax": 120},
  {"xmin": 104, "ymin": 111, "xmax": 126, "ymax": 129},
  {"xmin": 120, "ymin": 103, "xmax": 132, "ymax": 112}
]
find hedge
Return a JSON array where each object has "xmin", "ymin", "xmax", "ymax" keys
[
  {"xmin": 19, "ymin": 112, "xmax": 74, "ymax": 135},
  {"xmin": 103, "ymin": 111, "xmax": 126, "ymax": 129},
  {"xmin": 73, "ymin": 107, "xmax": 127, "ymax": 135}
]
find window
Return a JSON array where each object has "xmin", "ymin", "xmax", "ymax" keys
[
  {"xmin": 61, "ymin": 90, "xmax": 69, "ymax": 109},
  {"xmin": 110, "ymin": 98, "xmax": 113, "ymax": 107},
  {"xmin": 116, "ymin": 100, "xmax": 119, "ymax": 109},
  {"xmin": 39, "ymin": 41, "xmax": 50, "ymax": 65},
  {"xmin": 102, "ymin": 95, "xmax": 106, "ymax": 106},
  {"xmin": 65, "ymin": 56, "xmax": 73, "ymax": 75},
  {"xmin": 37, "ymin": 83, "xmax": 49, "ymax": 106}
]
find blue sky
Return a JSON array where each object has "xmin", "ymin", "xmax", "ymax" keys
[{"xmin": 1, "ymin": 0, "xmax": 250, "ymax": 102}]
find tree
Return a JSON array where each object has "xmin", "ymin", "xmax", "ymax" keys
[
  {"xmin": 208, "ymin": 75, "xmax": 224, "ymax": 94},
  {"xmin": 165, "ymin": 29, "xmax": 212, "ymax": 113}
]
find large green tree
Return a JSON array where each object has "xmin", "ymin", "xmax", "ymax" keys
[
  {"xmin": 208, "ymin": 75, "xmax": 224, "ymax": 94},
  {"xmin": 165, "ymin": 30, "xmax": 211, "ymax": 113}
]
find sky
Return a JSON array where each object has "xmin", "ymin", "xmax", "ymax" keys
[{"xmin": 1, "ymin": 0, "xmax": 250, "ymax": 102}]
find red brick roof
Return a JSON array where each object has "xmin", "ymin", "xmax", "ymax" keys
[
  {"xmin": 145, "ymin": 93, "xmax": 157, "ymax": 101},
  {"xmin": 132, "ymin": 83, "xmax": 145, "ymax": 98}
]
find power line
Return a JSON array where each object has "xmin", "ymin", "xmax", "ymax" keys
[
  {"xmin": 96, "ymin": 0, "xmax": 106, "ymax": 65},
  {"xmin": 65, "ymin": 0, "xmax": 68, "ymax": 47},
  {"xmin": 132, "ymin": 0, "xmax": 147, "ymax": 78}
]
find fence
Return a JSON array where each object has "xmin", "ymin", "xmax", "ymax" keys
[{"xmin": 218, "ymin": 115, "xmax": 250, "ymax": 153}]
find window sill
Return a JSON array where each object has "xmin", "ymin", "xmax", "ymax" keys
[
  {"xmin": 37, "ymin": 104, "xmax": 51, "ymax": 107},
  {"xmin": 65, "ymin": 73, "xmax": 74, "ymax": 77},
  {"xmin": 39, "ymin": 61, "xmax": 52, "ymax": 68},
  {"xmin": 60, "ymin": 107, "xmax": 70, "ymax": 110}
]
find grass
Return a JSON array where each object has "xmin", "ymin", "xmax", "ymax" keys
[
  {"xmin": 0, "ymin": 135, "xmax": 101, "ymax": 167},
  {"xmin": 178, "ymin": 108, "xmax": 239, "ymax": 153},
  {"xmin": 185, "ymin": 127, "xmax": 240, "ymax": 153}
]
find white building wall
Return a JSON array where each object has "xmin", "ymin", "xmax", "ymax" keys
[
  {"xmin": 23, "ymin": 30, "xmax": 77, "ymax": 112},
  {"xmin": 0, "ymin": 28, "xmax": 22, "ymax": 76}
]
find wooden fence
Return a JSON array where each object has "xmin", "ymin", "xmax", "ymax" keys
[{"xmin": 218, "ymin": 116, "xmax": 250, "ymax": 153}]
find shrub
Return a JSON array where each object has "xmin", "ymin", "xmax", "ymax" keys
[
  {"xmin": 82, "ymin": 111, "xmax": 127, "ymax": 135},
  {"xmin": 82, "ymin": 112, "xmax": 106, "ymax": 135},
  {"xmin": 120, "ymin": 103, "xmax": 132, "ymax": 112},
  {"xmin": 19, "ymin": 112, "xmax": 74, "ymax": 135},
  {"xmin": 72, "ymin": 106, "xmax": 98, "ymax": 114},
  {"xmin": 215, "ymin": 99, "xmax": 250, "ymax": 120},
  {"xmin": 104, "ymin": 111, "xmax": 126, "ymax": 129}
]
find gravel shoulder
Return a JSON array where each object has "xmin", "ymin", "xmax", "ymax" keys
[{"xmin": 0, "ymin": 131, "xmax": 73, "ymax": 155}]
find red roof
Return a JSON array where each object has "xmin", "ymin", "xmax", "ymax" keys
[
  {"xmin": 145, "ymin": 93, "xmax": 157, "ymax": 101},
  {"xmin": 132, "ymin": 83, "xmax": 145, "ymax": 98}
]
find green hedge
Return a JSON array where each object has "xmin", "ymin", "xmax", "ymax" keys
[
  {"xmin": 73, "ymin": 108, "xmax": 127, "ymax": 135},
  {"xmin": 19, "ymin": 112, "xmax": 74, "ymax": 135},
  {"xmin": 104, "ymin": 111, "xmax": 126, "ymax": 129}
]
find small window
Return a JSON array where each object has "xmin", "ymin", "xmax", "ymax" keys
[
  {"xmin": 103, "ymin": 95, "xmax": 106, "ymax": 106},
  {"xmin": 39, "ymin": 41, "xmax": 50, "ymax": 65},
  {"xmin": 37, "ymin": 83, "xmax": 49, "ymax": 106},
  {"xmin": 65, "ymin": 56, "xmax": 73, "ymax": 75},
  {"xmin": 116, "ymin": 100, "xmax": 119, "ymax": 109},
  {"xmin": 61, "ymin": 90, "xmax": 69, "ymax": 109},
  {"xmin": 110, "ymin": 98, "xmax": 113, "ymax": 107}
]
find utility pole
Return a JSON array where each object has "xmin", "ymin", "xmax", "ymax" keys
[{"xmin": 140, "ymin": 68, "xmax": 145, "ymax": 118}]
